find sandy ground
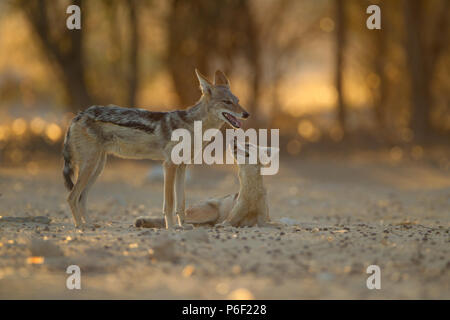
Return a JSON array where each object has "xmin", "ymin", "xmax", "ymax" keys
[{"xmin": 0, "ymin": 154, "xmax": 449, "ymax": 299}]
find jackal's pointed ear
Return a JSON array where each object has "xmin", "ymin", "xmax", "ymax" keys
[
  {"xmin": 214, "ymin": 70, "xmax": 230, "ymax": 87},
  {"xmin": 195, "ymin": 69, "xmax": 213, "ymax": 96}
]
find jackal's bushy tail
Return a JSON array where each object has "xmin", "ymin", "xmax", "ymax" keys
[{"xmin": 62, "ymin": 125, "xmax": 74, "ymax": 190}]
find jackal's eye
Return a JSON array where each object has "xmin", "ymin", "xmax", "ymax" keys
[{"xmin": 223, "ymin": 100, "xmax": 233, "ymax": 105}]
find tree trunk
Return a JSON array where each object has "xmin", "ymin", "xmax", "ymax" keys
[
  {"xmin": 335, "ymin": 0, "xmax": 347, "ymax": 134},
  {"xmin": 373, "ymin": 27, "xmax": 388, "ymax": 132},
  {"xmin": 18, "ymin": 0, "xmax": 93, "ymax": 111},
  {"xmin": 242, "ymin": 1, "xmax": 262, "ymax": 128},
  {"xmin": 167, "ymin": 0, "xmax": 209, "ymax": 107},
  {"xmin": 61, "ymin": 58, "xmax": 92, "ymax": 111},
  {"xmin": 166, "ymin": 0, "xmax": 263, "ymax": 112},
  {"xmin": 126, "ymin": 0, "xmax": 139, "ymax": 108},
  {"xmin": 403, "ymin": 0, "xmax": 430, "ymax": 142}
]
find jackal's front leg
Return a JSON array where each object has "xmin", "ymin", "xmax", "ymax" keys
[
  {"xmin": 163, "ymin": 161, "xmax": 177, "ymax": 229},
  {"xmin": 174, "ymin": 164, "xmax": 193, "ymax": 229}
]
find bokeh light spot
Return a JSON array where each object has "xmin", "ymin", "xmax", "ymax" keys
[
  {"xmin": 12, "ymin": 118, "xmax": 27, "ymax": 136},
  {"xmin": 30, "ymin": 117, "xmax": 46, "ymax": 135},
  {"xmin": 45, "ymin": 123, "xmax": 62, "ymax": 142}
]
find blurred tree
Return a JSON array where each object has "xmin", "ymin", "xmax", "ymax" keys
[
  {"xmin": 372, "ymin": 28, "xmax": 388, "ymax": 135},
  {"xmin": 100, "ymin": 0, "xmax": 141, "ymax": 107},
  {"xmin": 335, "ymin": 0, "xmax": 347, "ymax": 134},
  {"xmin": 361, "ymin": 0, "xmax": 390, "ymax": 141},
  {"xmin": 403, "ymin": 0, "xmax": 449, "ymax": 141},
  {"xmin": 126, "ymin": 0, "xmax": 139, "ymax": 108},
  {"xmin": 255, "ymin": 0, "xmax": 321, "ymax": 127},
  {"xmin": 14, "ymin": 0, "xmax": 143, "ymax": 110},
  {"xmin": 15, "ymin": 0, "xmax": 92, "ymax": 111},
  {"xmin": 166, "ymin": 0, "xmax": 261, "ymax": 114}
]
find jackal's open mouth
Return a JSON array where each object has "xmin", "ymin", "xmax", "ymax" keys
[{"xmin": 222, "ymin": 112, "xmax": 242, "ymax": 128}]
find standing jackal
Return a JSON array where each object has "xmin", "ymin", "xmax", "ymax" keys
[{"xmin": 62, "ymin": 70, "xmax": 249, "ymax": 228}]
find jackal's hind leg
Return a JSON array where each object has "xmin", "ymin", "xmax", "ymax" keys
[
  {"xmin": 67, "ymin": 191, "xmax": 82, "ymax": 228},
  {"xmin": 67, "ymin": 151, "xmax": 102, "ymax": 228},
  {"xmin": 79, "ymin": 152, "xmax": 106, "ymax": 225}
]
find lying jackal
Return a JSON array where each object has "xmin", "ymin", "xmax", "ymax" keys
[
  {"xmin": 62, "ymin": 70, "xmax": 249, "ymax": 228},
  {"xmin": 135, "ymin": 140, "xmax": 281, "ymax": 228}
]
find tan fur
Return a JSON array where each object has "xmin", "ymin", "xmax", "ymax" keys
[
  {"xmin": 192, "ymin": 143, "xmax": 281, "ymax": 228},
  {"xmin": 63, "ymin": 70, "xmax": 248, "ymax": 228},
  {"xmin": 135, "ymin": 143, "xmax": 280, "ymax": 228}
]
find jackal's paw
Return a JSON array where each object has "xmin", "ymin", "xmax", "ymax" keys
[{"xmin": 175, "ymin": 223, "xmax": 194, "ymax": 231}]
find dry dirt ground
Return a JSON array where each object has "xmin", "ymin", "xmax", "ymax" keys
[{"xmin": 0, "ymin": 154, "xmax": 449, "ymax": 299}]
